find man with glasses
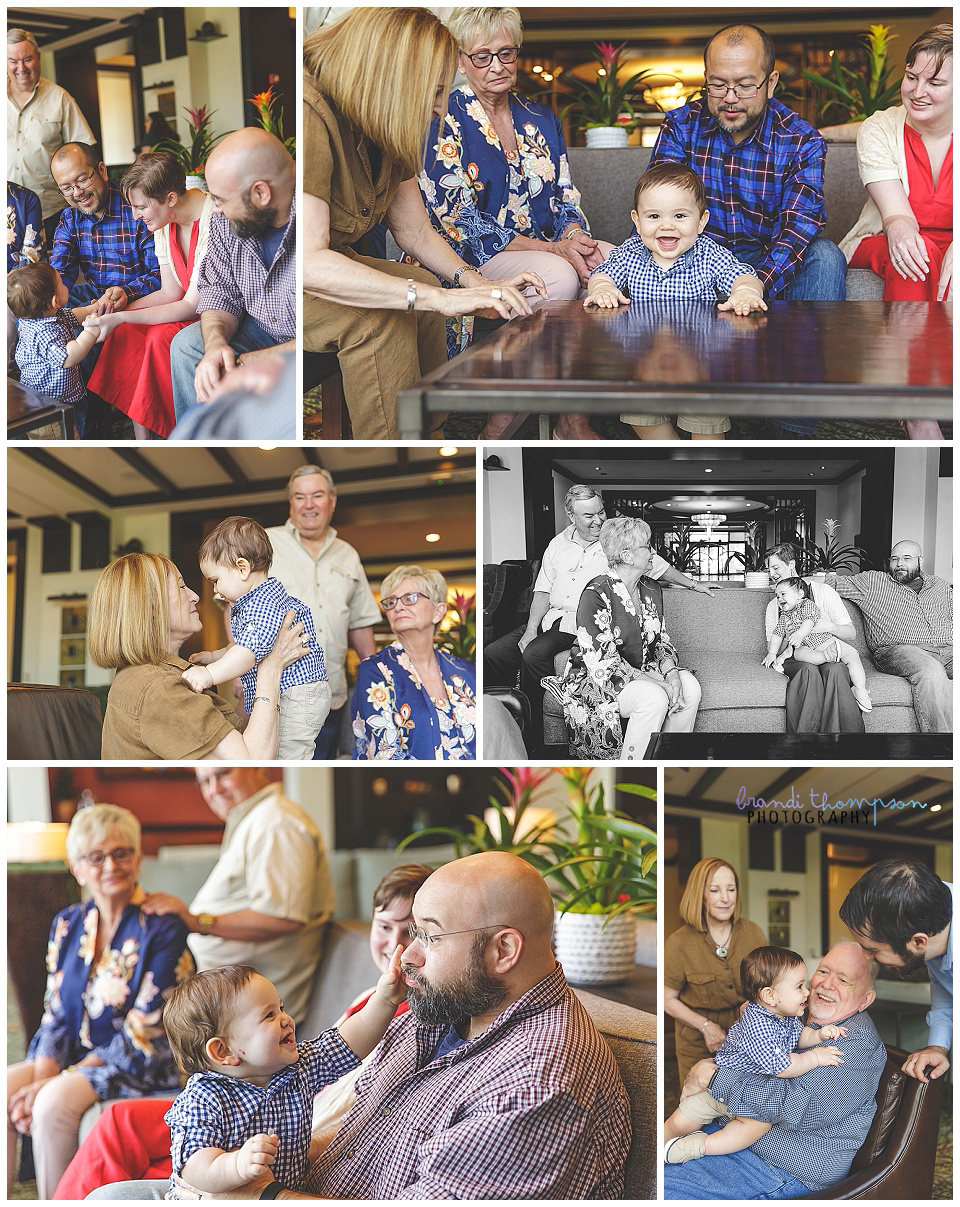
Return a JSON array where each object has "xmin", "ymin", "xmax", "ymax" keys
[
  {"xmin": 826, "ymin": 540, "xmax": 952, "ymax": 732},
  {"xmin": 141, "ymin": 767, "xmax": 334, "ymax": 1024}
]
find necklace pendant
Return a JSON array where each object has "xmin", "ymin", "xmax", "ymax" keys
[{"xmin": 715, "ymin": 944, "xmax": 728, "ymax": 959}]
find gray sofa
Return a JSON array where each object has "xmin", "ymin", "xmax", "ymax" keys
[{"xmin": 543, "ymin": 585, "xmax": 920, "ymax": 744}]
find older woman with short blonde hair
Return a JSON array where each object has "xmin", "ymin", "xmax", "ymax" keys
[
  {"xmin": 351, "ymin": 564, "xmax": 476, "ymax": 759},
  {"xmin": 551, "ymin": 516, "xmax": 701, "ymax": 758}
]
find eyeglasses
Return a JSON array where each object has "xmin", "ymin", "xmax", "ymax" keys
[
  {"xmin": 407, "ymin": 921, "xmax": 512, "ymax": 947},
  {"xmin": 56, "ymin": 169, "xmax": 99, "ymax": 198},
  {"xmin": 80, "ymin": 847, "xmax": 136, "ymax": 868},
  {"xmin": 890, "ymin": 556, "xmax": 919, "ymax": 565},
  {"xmin": 381, "ymin": 591, "xmax": 430, "ymax": 611},
  {"xmin": 704, "ymin": 74, "xmax": 771, "ymax": 99},
  {"xmin": 461, "ymin": 46, "xmax": 520, "ymax": 67}
]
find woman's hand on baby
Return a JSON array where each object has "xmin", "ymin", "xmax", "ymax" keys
[
  {"xmin": 817, "ymin": 1025, "xmax": 847, "ymax": 1042},
  {"xmin": 235, "ymin": 1132, "xmax": 279, "ymax": 1182},
  {"xmin": 266, "ymin": 611, "xmax": 310, "ymax": 672},
  {"xmin": 375, "ymin": 943, "xmax": 408, "ymax": 1008},
  {"xmin": 718, "ymin": 287, "xmax": 767, "ymax": 316},
  {"xmin": 810, "ymin": 1045, "xmax": 844, "ymax": 1067},
  {"xmin": 584, "ymin": 286, "xmax": 629, "ymax": 310},
  {"xmin": 182, "ymin": 665, "xmax": 214, "ymax": 693}
]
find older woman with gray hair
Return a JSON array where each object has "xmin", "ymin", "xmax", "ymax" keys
[
  {"xmin": 550, "ymin": 517, "xmax": 701, "ymax": 758},
  {"xmin": 351, "ymin": 564, "xmax": 476, "ymax": 760},
  {"xmin": 6, "ymin": 805, "xmax": 193, "ymax": 1197}
]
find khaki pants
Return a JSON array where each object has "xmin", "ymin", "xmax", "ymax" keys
[
  {"xmin": 278, "ymin": 680, "xmax": 332, "ymax": 760},
  {"xmin": 617, "ymin": 670, "xmax": 701, "ymax": 760},
  {"xmin": 8, "ymin": 1060, "xmax": 98, "ymax": 1198},
  {"xmin": 304, "ymin": 253, "xmax": 447, "ymax": 439}
]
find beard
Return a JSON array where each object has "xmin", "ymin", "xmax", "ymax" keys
[
  {"xmin": 404, "ymin": 936, "xmax": 508, "ymax": 1027},
  {"xmin": 231, "ymin": 198, "xmax": 279, "ymax": 240},
  {"xmin": 892, "ymin": 948, "xmax": 928, "ymax": 978},
  {"xmin": 890, "ymin": 565, "xmax": 922, "ymax": 585}
]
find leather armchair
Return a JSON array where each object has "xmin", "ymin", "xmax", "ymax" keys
[{"xmin": 8, "ymin": 683, "xmax": 102, "ymax": 759}]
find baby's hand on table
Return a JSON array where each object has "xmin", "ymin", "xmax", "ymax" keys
[
  {"xmin": 810, "ymin": 1045, "xmax": 844, "ymax": 1067},
  {"xmin": 584, "ymin": 287, "xmax": 629, "ymax": 310},
  {"xmin": 236, "ymin": 1132, "xmax": 279, "ymax": 1182},
  {"xmin": 718, "ymin": 288, "xmax": 767, "ymax": 316},
  {"xmin": 375, "ymin": 943, "xmax": 407, "ymax": 1007},
  {"xmin": 818, "ymin": 1025, "xmax": 847, "ymax": 1042},
  {"xmin": 182, "ymin": 664, "xmax": 214, "ymax": 693}
]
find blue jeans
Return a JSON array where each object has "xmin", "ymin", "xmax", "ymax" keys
[
  {"xmin": 873, "ymin": 644, "xmax": 952, "ymax": 732},
  {"xmin": 313, "ymin": 703, "xmax": 346, "ymax": 759},
  {"xmin": 170, "ymin": 314, "xmax": 279, "ymax": 420},
  {"xmin": 664, "ymin": 1126, "xmax": 810, "ymax": 1199},
  {"xmin": 65, "ymin": 281, "xmax": 109, "ymax": 437}
]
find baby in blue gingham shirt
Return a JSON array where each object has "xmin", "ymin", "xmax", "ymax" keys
[
  {"xmin": 162, "ymin": 956, "xmax": 405, "ymax": 1197},
  {"xmin": 8, "ymin": 262, "xmax": 100, "ymax": 406},
  {"xmin": 664, "ymin": 946, "xmax": 847, "ymax": 1165},
  {"xmin": 181, "ymin": 515, "xmax": 331, "ymax": 760}
]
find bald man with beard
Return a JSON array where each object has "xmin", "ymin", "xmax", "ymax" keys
[{"xmin": 169, "ymin": 127, "xmax": 296, "ymax": 425}]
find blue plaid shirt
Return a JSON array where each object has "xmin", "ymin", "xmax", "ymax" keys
[
  {"xmin": 650, "ymin": 97, "xmax": 827, "ymax": 298},
  {"xmin": 591, "ymin": 233, "xmax": 757, "ymax": 301},
  {"xmin": 14, "ymin": 308, "xmax": 84, "ymax": 405},
  {"xmin": 715, "ymin": 1001, "xmax": 804, "ymax": 1076},
  {"xmin": 48, "ymin": 180, "xmax": 159, "ymax": 302},
  {"xmin": 165, "ymin": 1030, "xmax": 359, "ymax": 1192},
  {"xmin": 231, "ymin": 576, "xmax": 327, "ymax": 714}
]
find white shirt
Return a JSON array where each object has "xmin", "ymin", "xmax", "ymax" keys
[
  {"xmin": 154, "ymin": 192, "xmax": 214, "ymax": 292},
  {"xmin": 765, "ymin": 579, "xmax": 854, "ymax": 641}
]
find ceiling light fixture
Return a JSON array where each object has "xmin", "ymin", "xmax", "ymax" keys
[{"xmin": 425, "ymin": 532, "xmax": 440, "ymax": 543}]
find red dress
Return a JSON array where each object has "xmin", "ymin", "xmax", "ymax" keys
[
  {"xmin": 88, "ymin": 219, "xmax": 200, "ymax": 437},
  {"xmin": 849, "ymin": 125, "xmax": 953, "ymax": 301}
]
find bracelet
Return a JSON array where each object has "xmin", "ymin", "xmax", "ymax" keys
[
  {"xmin": 405, "ymin": 279, "xmax": 417, "ymax": 311},
  {"xmin": 453, "ymin": 265, "xmax": 471, "ymax": 287},
  {"xmin": 253, "ymin": 695, "xmax": 279, "ymax": 712},
  {"xmin": 664, "ymin": 668, "xmax": 681, "ymax": 679},
  {"xmin": 699, "ymin": 1019, "xmax": 710, "ymax": 1034},
  {"xmin": 563, "ymin": 227, "xmax": 582, "ymax": 240}
]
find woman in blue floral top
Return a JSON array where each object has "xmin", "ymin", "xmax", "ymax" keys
[
  {"xmin": 352, "ymin": 565, "xmax": 476, "ymax": 760},
  {"xmin": 419, "ymin": 7, "xmax": 614, "ymax": 438},
  {"xmin": 549, "ymin": 518, "xmax": 701, "ymax": 760},
  {"xmin": 6, "ymin": 805, "xmax": 193, "ymax": 1197}
]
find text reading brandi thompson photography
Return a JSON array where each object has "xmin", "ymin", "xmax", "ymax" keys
[{"xmin": 735, "ymin": 785, "xmax": 936, "ymax": 826}]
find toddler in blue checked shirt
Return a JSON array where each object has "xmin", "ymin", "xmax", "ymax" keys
[
  {"xmin": 181, "ymin": 515, "xmax": 331, "ymax": 759},
  {"xmin": 664, "ymin": 946, "xmax": 846, "ymax": 1164},
  {"xmin": 8, "ymin": 262, "xmax": 100, "ymax": 409},
  {"xmin": 162, "ymin": 956, "xmax": 406, "ymax": 1197},
  {"xmin": 584, "ymin": 163, "xmax": 767, "ymax": 441}
]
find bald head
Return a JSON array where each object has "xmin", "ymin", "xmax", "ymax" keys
[
  {"xmin": 808, "ymin": 941, "xmax": 876, "ymax": 1025},
  {"xmin": 705, "ymin": 24, "xmax": 776, "ymax": 77},
  {"xmin": 420, "ymin": 852, "xmax": 555, "ymax": 942},
  {"xmin": 204, "ymin": 128, "xmax": 294, "ymax": 234},
  {"xmin": 889, "ymin": 540, "xmax": 923, "ymax": 586}
]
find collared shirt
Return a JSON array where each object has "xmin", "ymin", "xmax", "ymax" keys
[
  {"xmin": 710, "ymin": 1008, "xmax": 887, "ymax": 1192},
  {"xmin": 831, "ymin": 571, "xmax": 952, "ymax": 651},
  {"xmin": 650, "ymin": 97, "xmax": 827, "ymax": 297},
  {"xmin": 166, "ymin": 1029, "xmax": 359, "ymax": 1191},
  {"xmin": 189, "ymin": 784, "xmax": 335, "ymax": 1024},
  {"xmin": 7, "ymin": 180, "xmax": 45, "ymax": 270},
  {"xmin": 7, "ymin": 76, "xmax": 94, "ymax": 218},
  {"xmin": 536, "ymin": 523, "xmax": 668, "ymax": 634},
  {"xmin": 196, "ymin": 198, "xmax": 296, "ymax": 341},
  {"xmin": 308, "ymin": 964, "xmax": 631, "ymax": 1199},
  {"xmin": 774, "ymin": 597, "xmax": 835, "ymax": 651},
  {"xmin": 593, "ymin": 233, "xmax": 758, "ymax": 302},
  {"xmin": 716, "ymin": 1000, "xmax": 804, "ymax": 1076},
  {"xmin": 267, "ymin": 521, "xmax": 380, "ymax": 710},
  {"xmin": 230, "ymin": 576, "xmax": 327, "ymax": 714},
  {"xmin": 765, "ymin": 579, "xmax": 853, "ymax": 642},
  {"xmin": 927, "ymin": 880, "xmax": 953, "ymax": 1049},
  {"xmin": 49, "ymin": 180, "xmax": 160, "ymax": 302},
  {"xmin": 14, "ymin": 308, "xmax": 84, "ymax": 404}
]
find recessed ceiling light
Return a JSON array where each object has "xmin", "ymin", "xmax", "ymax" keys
[
  {"xmin": 425, "ymin": 532, "xmax": 440, "ymax": 543},
  {"xmin": 439, "ymin": 445, "xmax": 458, "ymax": 456},
  {"xmin": 931, "ymin": 803, "xmax": 942, "ymax": 812},
  {"xmin": 704, "ymin": 468, "xmax": 712, "ymax": 473}
]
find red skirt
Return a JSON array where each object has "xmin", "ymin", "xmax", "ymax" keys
[{"xmin": 87, "ymin": 318, "xmax": 195, "ymax": 438}]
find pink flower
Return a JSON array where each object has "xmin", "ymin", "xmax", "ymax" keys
[
  {"xmin": 596, "ymin": 41, "xmax": 626, "ymax": 71},
  {"xmin": 498, "ymin": 766, "xmax": 553, "ymax": 803}
]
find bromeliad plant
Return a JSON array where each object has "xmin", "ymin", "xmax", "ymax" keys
[
  {"xmin": 438, "ymin": 591, "xmax": 476, "ymax": 661},
  {"xmin": 724, "ymin": 519, "xmax": 768, "ymax": 575},
  {"xmin": 802, "ymin": 26, "xmax": 902, "ymax": 123},
  {"xmin": 803, "ymin": 518, "xmax": 871, "ymax": 573},
  {"xmin": 156, "ymin": 105, "xmax": 226, "ymax": 176},
  {"xmin": 558, "ymin": 41, "xmax": 672, "ymax": 133},
  {"xmin": 249, "ymin": 85, "xmax": 296, "ymax": 157}
]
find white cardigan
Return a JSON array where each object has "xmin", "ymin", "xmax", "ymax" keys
[
  {"xmin": 838, "ymin": 106, "xmax": 911, "ymax": 262},
  {"xmin": 153, "ymin": 191, "xmax": 214, "ymax": 291}
]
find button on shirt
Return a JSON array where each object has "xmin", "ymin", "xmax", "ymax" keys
[
  {"xmin": 832, "ymin": 571, "xmax": 952, "ymax": 651},
  {"xmin": 14, "ymin": 309, "xmax": 84, "ymax": 405},
  {"xmin": 7, "ymin": 77, "xmax": 94, "ymax": 218},
  {"xmin": 230, "ymin": 576, "xmax": 327, "ymax": 714},
  {"xmin": 197, "ymin": 198, "xmax": 296, "ymax": 341},
  {"xmin": 650, "ymin": 97, "xmax": 827, "ymax": 298},
  {"xmin": 536, "ymin": 523, "xmax": 668, "ymax": 634},
  {"xmin": 926, "ymin": 880, "xmax": 953, "ymax": 1049},
  {"xmin": 716, "ymin": 1000, "xmax": 804, "ymax": 1076},
  {"xmin": 267, "ymin": 522, "xmax": 380, "ymax": 710},
  {"xmin": 592, "ymin": 233, "xmax": 758, "ymax": 302}
]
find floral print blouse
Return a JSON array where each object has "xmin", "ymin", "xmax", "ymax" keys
[
  {"xmin": 555, "ymin": 573, "xmax": 679, "ymax": 759},
  {"xmin": 351, "ymin": 643, "xmax": 477, "ymax": 761},
  {"xmin": 419, "ymin": 86, "xmax": 589, "ymax": 266},
  {"xmin": 27, "ymin": 895, "xmax": 194, "ymax": 1100}
]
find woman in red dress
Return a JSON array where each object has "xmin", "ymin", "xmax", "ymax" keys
[{"xmin": 87, "ymin": 152, "xmax": 212, "ymax": 438}]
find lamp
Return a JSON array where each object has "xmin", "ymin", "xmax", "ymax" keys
[
  {"xmin": 7, "ymin": 822, "xmax": 69, "ymax": 863},
  {"xmin": 691, "ymin": 512, "xmax": 727, "ymax": 531}
]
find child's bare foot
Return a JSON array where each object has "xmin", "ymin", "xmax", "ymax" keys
[
  {"xmin": 664, "ymin": 1132, "xmax": 707, "ymax": 1164},
  {"xmin": 852, "ymin": 686, "xmax": 873, "ymax": 712}
]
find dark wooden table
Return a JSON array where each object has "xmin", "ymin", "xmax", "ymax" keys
[
  {"xmin": 570, "ymin": 961, "xmax": 655, "ymax": 1015},
  {"xmin": 645, "ymin": 731, "xmax": 952, "ymax": 761},
  {"xmin": 8, "ymin": 378, "xmax": 74, "ymax": 439},
  {"xmin": 397, "ymin": 299, "xmax": 953, "ymax": 437}
]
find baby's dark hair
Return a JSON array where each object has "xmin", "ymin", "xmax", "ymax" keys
[
  {"xmin": 163, "ymin": 964, "xmax": 259, "ymax": 1074},
  {"xmin": 7, "ymin": 262, "xmax": 59, "ymax": 319},
  {"xmin": 740, "ymin": 946, "xmax": 806, "ymax": 1004},
  {"xmin": 199, "ymin": 516, "xmax": 273, "ymax": 573},
  {"xmin": 776, "ymin": 576, "xmax": 811, "ymax": 603},
  {"xmin": 634, "ymin": 162, "xmax": 707, "ymax": 214}
]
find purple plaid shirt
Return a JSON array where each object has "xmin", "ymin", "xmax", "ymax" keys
[
  {"xmin": 196, "ymin": 197, "xmax": 296, "ymax": 341},
  {"xmin": 48, "ymin": 180, "xmax": 159, "ymax": 302},
  {"xmin": 650, "ymin": 97, "xmax": 827, "ymax": 297}
]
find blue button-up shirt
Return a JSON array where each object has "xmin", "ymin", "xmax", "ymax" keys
[
  {"xmin": 14, "ymin": 308, "xmax": 84, "ymax": 405},
  {"xmin": 650, "ymin": 97, "xmax": 827, "ymax": 298},
  {"xmin": 715, "ymin": 1000, "xmax": 804, "ymax": 1077},
  {"xmin": 231, "ymin": 576, "xmax": 326, "ymax": 714},
  {"xmin": 49, "ymin": 179, "xmax": 159, "ymax": 302},
  {"xmin": 592, "ymin": 232, "xmax": 758, "ymax": 302},
  {"xmin": 927, "ymin": 880, "xmax": 953, "ymax": 1049}
]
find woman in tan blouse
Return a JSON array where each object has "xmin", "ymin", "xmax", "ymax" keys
[{"xmin": 664, "ymin": 857, "xmax": 767, "ymax": 1081}]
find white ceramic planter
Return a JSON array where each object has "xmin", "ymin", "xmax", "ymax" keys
[
  {"xmin": 585, "ymin": 125, "xmax": 629, "ymax": 149},
  {"xmin": 185, "ymin": 174, "xmax": 207, "ymax": 192},
  {"xmin": 554, "ymin": 909, "xmax": 636, "ymax": 985},
  {"xmin": 744, "ymin": 571, "xmax": 771, "ymax": 589}
]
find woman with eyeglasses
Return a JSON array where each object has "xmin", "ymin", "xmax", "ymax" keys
[
  {"xmin": 547, "ymin": 517, "xmax": 701, "ymax": 759},
  {"xmin": 351, "ymin": 565, "xmax": 476, "ymax": 760},
  {"xmin": 421, "ymin": 6, "xmax": 614, "ymax": 439},
  {"xmin": 6, "ymin": 804, "xmax": 193, "ymax": 1198}
]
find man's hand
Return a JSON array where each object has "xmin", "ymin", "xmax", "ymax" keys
[
  {"xmin": 195, "ymin": 343, "xmax": 237, "ymax": 403},
  {"xmin": 517, "ymin": 625, "xmax": 538, "ymax": 653},
  {"xmin": 182, "ymin": 665, "xmax": 214, "ymax": 694},
  {"xmin": 680, "ymin": 1058, "xmax": 718, "ymax": 1102},
  {"xmin": 689, "ymin": 583, "xmax": 716, "ymax": 596},
  {"xmin": 95, "ymin": 285, "xmax": 129, "ymax": 314},
  {"xmin": 140, "ymin": 892, "xmax": 193, "ymax": 927},
  {"xmin": 902, "ymin": 1045, "xmax": 950, "ymax": 1082},
  {"xmin": 235, "ymin": 1133, "xmax": 279, "ymax": 1183}
]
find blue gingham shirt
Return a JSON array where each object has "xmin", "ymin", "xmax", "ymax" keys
[
  {"xmin": 48, "ymin": 180, "xmax": 159, "ymax": 302},
  {"xmin": 165, "ymin": 1029, "xmax": 359, "ymax": 1192},
  {"xmin": 650, "ymin": 97, "xmax": 827, "ymax": 298},
  {"xmin": 14, "ymin": 309, "xmax": 84, "ymax": 405},
  {"xmin": 710, "ymin": 1009, "xmax": 887, "ymax": 1192},
  {"xmin": 716, "ymin": 1001, "xmax": 804, "ymax": 1076},
  {"xmin": 591, "ymin": 233, "xmax": 757, "ymax": 301},
  {"xmin": 231, "ymin": 576, "xmax": 326, "ymax": 714},
  {"xmin": 196, "ymin": 197, "xmax": 295, "ymax": 341}
]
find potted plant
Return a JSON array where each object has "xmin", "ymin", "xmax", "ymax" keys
[
  {"xmin": 802, "ymin": 25, "xmax": 902, "ymax": 135},
  {"xmin": 656, "ymin": 526, "xmax": 709, "ymax": 578},
  {"xmin": 725, "ymin": 520, "xmax": 769, "ymax": 588},
  {"xmin": 156, "ymin": 105, "xmax": 227, "ymax": 185},
  {"xmin": 558, "ymin": 42, "xmax": 671, "ymax": 147},
  {"xmin": 803, "ymin": 518, "xmax": 871, "ymax": 579},
  {"xmin": 437, "ymin": 591, "xmax": 476, "ymax": 662},
  {"xmin": 249, "ymin": 84, "xmax": 296, "ymax": 158}
]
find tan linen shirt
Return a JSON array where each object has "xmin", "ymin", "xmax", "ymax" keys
[
  {"xmin": 7, "ymin": 77, "xmax": 94, "ymax": 218},
  {"xmin": 189, "ymin": 784, "xmax": 335, "ymax": 1024},
  {"xmin": 267, "ymin": 520, "xmax": 380, "ymax": 710}
]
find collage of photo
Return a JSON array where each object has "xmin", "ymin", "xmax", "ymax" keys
[{"xmin": 6, "ymin": 4, "xmax": 954, "ymax": 1203}]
